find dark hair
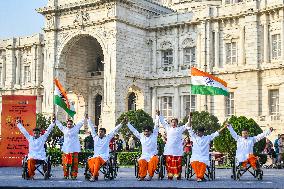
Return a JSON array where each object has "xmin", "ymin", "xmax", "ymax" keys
[
  {"xmin": 143, "ymin": 125, "xmax": 153, "ymax": 132},
  {"xmin": 171, "ymin": 118, "xmax": 178, "ymax": 123},
  {"xmin": 99, "ymin": 128, "xmax": 106, "ymax": 133},
  {"xmin": 242, "ymin": 128, "xmax": 249, "ymax": 132},
  {"xmin": 67, "ymin": 119, "xmax": 73, "ymax": 123},
  {"xmin": 33, "ymin": 128, "xmax": 41, "ymax": 132},
  {"xmin": 197, "ymin": 127, "xmax": 205, "ymax": 132}
]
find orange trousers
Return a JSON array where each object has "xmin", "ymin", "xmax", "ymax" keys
[
  {"xmin": 241, "ymin": 154, "xmax": 257, "ymax": 169},
  {"xmin": 27, "ymin": 159, "xmax": 47, "ymax": 178},
  {"xmin": 191, "ymin": 161, "xmax": 207, "ymax": 179},
  {"xmin": 138, "ymin": 156, "xmax": 159, "ymax": 178},
  {"xmin": 62, "ymin": 152, "xmax": 79, "ymax": 178},
  {"xmin": 88, "ymin": 157, "xmax": 106, "ymax": 177}
]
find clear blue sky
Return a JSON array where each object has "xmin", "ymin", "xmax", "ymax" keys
[{"xmin": 0, "ymin": 0, "xmax": 48, "ymax": 39}]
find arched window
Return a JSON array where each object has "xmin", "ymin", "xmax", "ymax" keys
[{"xmin": 128, "ymin": 92, "xmax": 136, "ymax": 111}]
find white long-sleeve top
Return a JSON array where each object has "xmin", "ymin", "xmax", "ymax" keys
[
  {"xmin": 87, "ymin": 119, "xmax": 122, "ymax": 161},
  {"xmin": 56, "ymin": 120, "xmax": 85, "ymax": 153},
  {"xmin": 228, "ymin": 125, "xmax": 271, "ymax": 163},
  {"xmin": 17, "ymin": 122, "xmax": 55, "ymax": 160},
  {"xmin": 127, "ymin": 116, "xmax": 159, "ymax": 162},
  {"xmin": 188, "ymin": 127, "xmax": 219, "ymax": 165},
  {"xmin": 159, "ymin": 115, "xmax": 188, "ymax": 156}
]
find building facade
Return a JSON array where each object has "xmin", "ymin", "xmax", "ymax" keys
[{"xmin": 0, "ymin": 0, "xmax": 284, "ymax": 139}]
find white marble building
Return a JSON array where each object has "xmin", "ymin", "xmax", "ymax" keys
[{"xmin": 0, "ymin": 0, "xmax": 284, "ymax": 139}]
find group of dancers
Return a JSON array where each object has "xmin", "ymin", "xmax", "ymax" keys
[{"xmin": 16, "ymin": 110, "xmax": 274, "ymax": 182}]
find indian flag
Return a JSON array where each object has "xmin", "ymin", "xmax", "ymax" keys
[
  {"xmin": 54, "ymin": 79, "xmax": 76, "ymax": 118},
  {"xmin": 191, "ymin": 67, "xmax": 229, "ymax": 96}
]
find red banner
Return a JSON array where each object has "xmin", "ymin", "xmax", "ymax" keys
[{"xmin": 0, "ymin": 95, "xmax": 37, "ymax": 167}]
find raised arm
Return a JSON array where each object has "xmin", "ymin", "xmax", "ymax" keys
[
  {"xmin": 16, "ymin": 120, "xmax": 31, "ymax": 140},
  {"xmin": 74, "ymin": 119, "xmax": 85, "ymax": 130},
  {"xmin": 253, "ymin": 128, "xmax": 273, "ymax": 143},
  {"xmin": 127, "ymin": 122, "xmax": 141, "ymax": 140},
  {"xmin": 227, "ymin": 124, "xmax": 240, "ymax": 141},
  {"xmin": 153, "ymin": 115, "xmax": 160, "ymax": 136},
  {"xmin": 42, "ymin": 122, "xmax": 56, "ymax": 141},
  {"xmin": 107, "ymin": 123, "xmax": 123, "ymax": 140},
  {"xmin": 87, "ymin": 118, "xmax": 97, "ymax": 137},
  {"xmin": 55, "ymin": 120, "xmax": 64, "ymax": 131},
  {"xmin": 207, "ymin": 131, "xmax": 220, "ymax": 141},
  {"xmin": 159, "ymin": 115, "xmax": 170, "ymax": 131}
]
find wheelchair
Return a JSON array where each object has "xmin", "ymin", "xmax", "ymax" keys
[
  {"xmin": 134, "ymin": 155, "xmax": 166, "ymax": 180},
  {"xmin": 84, "ymin": 153, "xmax": 118, "ymax": 181},
  {"xmin": 21, "ymin": 155, "xmax": 52, "ymax": 180},
  {"xmin": 184, "ymin": 154, "xmax": 216, "ymax": 181},
  {"xmin": 231, "ymin": 157, "xmax": 263, "ymax": 181}
]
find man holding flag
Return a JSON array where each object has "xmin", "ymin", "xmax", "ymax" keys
[{"xmin": 53, "ymin": 79, "xmax": 84, "ymax": 179}]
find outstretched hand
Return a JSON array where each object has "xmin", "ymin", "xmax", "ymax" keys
[
  {"xmin": 16, "ymin": 118, "xmax": 21, "ymax": 124},
  {"xmin": 122, "ymin": 116, "xmax": 128, "ymax": 124},
  {"xmin": 156, "ymin": 110, "xmax": 160, "ymax": 116},
  {"xmin": 52, "ymin": 114, "xmax": 56, "ymax": 123}
]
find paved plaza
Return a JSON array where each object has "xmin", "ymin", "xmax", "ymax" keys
[{"xmin": 0, "ymin": 166, "xmax": 284, "ymax": 188}]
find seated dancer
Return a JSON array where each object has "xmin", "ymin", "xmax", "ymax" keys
[
  {"xmin": 16, "ymin": 116, "xmax": 56, "ymax": 180},
  {"xmin": 227, "ymin": 122, "xmax": 274, "ymax": 170},
  {"xmin": 87, "ymin": 115, "xmax": 124, "ymax": 182},
  {"xmin": 187, "ymin": 114, "xmax": 227, "ymax": 182},
  {"xmin": 56, "ymin": 117, "xmax": 86, "ymax": 180},
  {"xmin": 126, "ymin": 114, "xmax": 159, "ymax": 181},
  {"xmin": 158, "ymin": 110, "xmax": 190, "ymax": 180}
]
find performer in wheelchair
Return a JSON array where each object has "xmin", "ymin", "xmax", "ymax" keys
[
  {"xmin": 187, "ymin": 113, "xmax": 227, "ymax": 182},
  {"xmin": 55, "ymin": 117, "xmax": 87, "ymax": 180},
  {"xmin": 157, "ymin": 110, "xmax": 190, "ymax": 180},
  {"xmin": 16, "ymin": 116, "xmax": 56, "ymax": 180},
  {"xmin": 125, "ymin": 113, "xmax": 160, "ymax": 181},
  {"xmin": 227, "ymin": 122, "xmax": 274, "ymax": 172},
  {"xmin": 87, "ymin": 114, "xmax": 124, "ymax": 182}
]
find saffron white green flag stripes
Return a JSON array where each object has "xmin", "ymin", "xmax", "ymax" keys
[
  {"xmin": 54, "ymin": 79, "xmax": 76, "ymax": 118},
  {"xmin": 191, "ymin": 67, "xmax": 229, "ymax": 96}
]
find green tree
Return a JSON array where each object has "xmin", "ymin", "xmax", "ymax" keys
[
  {"xmin": 214, "ymin": 115, "xmax": 266, "ymax": 159},
  {"xmin": 182, "ymin": 111, "xmax": 221, "ymax": 135},
  {"xmin": 116, "ymin": 109, "xmax": 154, "ymax": 141},
  {"xmin": 36, "ymin": 113, "xmax": 63, "ymax": 148}
]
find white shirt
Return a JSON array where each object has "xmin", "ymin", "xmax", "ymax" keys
[
  {"xmin": 228, "ymin": 125, "xmax": 271, "ymax": 163},
  {"xmin": 17, "ymin": 122, "xmax": 55, "ymax": 161},
  {"xmin": 188, "ymin": 127, "xmax": 219, "ymax": 165},
  {"xmin": 127, "ymin": 116, "xmax": 159, "ymax": 162},
  {"xmin": 88, "ymin": 119, "xmax": 122, "ymax": 161},
  {"xmin": 159, "ymin": 115, "xmax": 188, "ymax": 156},
  {"xmin": 56, "ymin": 120, "xmax": 84, "ymax": 153}
]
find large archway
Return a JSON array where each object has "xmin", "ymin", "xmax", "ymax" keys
[{"xmin": 59, "ymin": 35, "xmax": 104, "ymax": 125}]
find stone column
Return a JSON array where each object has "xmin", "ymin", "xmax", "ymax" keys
[
  {"xmin": 239, "ymin": 26, "xmax": 245, "ymax": 65},
  {"xmin": 180, "ymin": 95, "xmax": 184, "ymax": 119},
  {"xmin": 263, "ymin": 16, "xmax": 269, "ymax": 63},
  {"xmin": 174, "ymin": 86, "xmax": 180, "ymax": 119},
  {"xmin": 174, "ymin": 28, "xmax": 179, "ymax": 71},
  {"xmin": 15, "ymin": 50, "xmax": 21, "ymax": 85},
  {"xmin": 214, "ymin": 26, "xmax": 220, "ymax": 68},
  {"xmin": 281, "ymin": 11, "xmax": 284, "ymax": 60},
  {"xmin": 151, "ymin": 87, "xmax": 157, "ymax": 118}
]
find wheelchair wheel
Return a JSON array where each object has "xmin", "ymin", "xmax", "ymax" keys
[
  {"xmin": 210, "ymin": 159, "xmax": 216, "ymax": 180},
  {"xmin": 84, "ymin": 160, "xmax": 91, "ymax": 181},
  {"xmin": 22, "ymin": 156, "xmax": 28, "ymax": 180},
  {"xmin": 44, "ymin": 156, "xmax": 52, "ymax": 180},
  {"xmin": 184, "ymin": 154, "xmax": 190, "ymax": 180},
  {"xmin": 257, "ymin": 170, "xmax": 263, "ymax": 180},
  {"xmin": 103, "ymin": 161, "xmax": 114, "ymax": 180},
  {"xmin": 134, "ymin": 158, "xmax": 139, "ymax": 178},
  {"xmin": 158, "ymin": 155, "xmax": 164, "ymax": 180},
  {"xmin": 236, "ymin": 169, "xmax": 241, "ymax": 181}
]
